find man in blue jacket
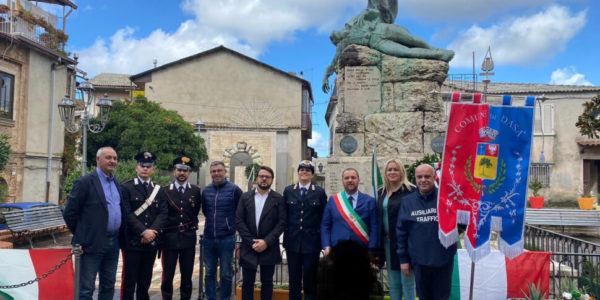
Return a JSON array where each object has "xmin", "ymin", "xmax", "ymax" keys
[
  {"xmin": 396, "ymin": 164, "xmax": 457, "ymax": 300},
  {"xmin": 320, "ymin": 168, "xmax": 378, "ymax": 254},
  {"xmin": 63, "ymin": 146, "xmax": 126, "ymax": 300},
  {"xmin": 201, "ymin": 161, "xmax": 243, "ymax": 300}
]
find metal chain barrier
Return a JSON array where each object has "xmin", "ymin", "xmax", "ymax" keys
[{"xmin": 0, "ymin": 246, "xmax": 80, "ymax": 290}]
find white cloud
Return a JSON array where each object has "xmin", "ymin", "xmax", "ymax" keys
[
  {"xmin": 448, "ymin": 5, "xmax": 586, "ymax": 68},
  {"xmin": 77, "ymin": 23, "xmax": 257, "ymax": 76},
  {"xmin": 308, "ymin": 131, "xmax": 329, "ymax": 155},
  {"xmin": 550, "ymin": 67, "xmax": 592, "ymax": 86},
  {"xmin": 182, "ymin": 0, "xmax": 363, "ymax": 48},
  {"xmin": 75, "ymin": 0, "xmax": 364, "ymax": 77},
  {"xmin": 399, "ymin": 0, "xmax": 548, "ymax": 22}
]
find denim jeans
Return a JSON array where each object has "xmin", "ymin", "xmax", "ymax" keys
[
  {"xmin": 79, "ymin": 233, "xmax": 120, "ymax": 300},
  {"xmin": 385, "ymin": 237, "xmax": 416, "ymax": 300},
  {"xmin": 203, "ymin": 235, "xmax": 236, "ymax": 300}
]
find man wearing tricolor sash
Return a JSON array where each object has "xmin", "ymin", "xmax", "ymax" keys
[
  {"xmin": 396, "ymin": 164, "xmax": 457, "ymax": 300},
  {"xmin": 320, "ymin": 168, "xmax": 378, "ymax": 254},
  {"xmin": 120, "ymin": 151, "xmax": 168, "ymax": 300}
]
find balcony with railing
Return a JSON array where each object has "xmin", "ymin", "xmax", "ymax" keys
[{"xmin": 0, "ymin": 1, "xmax": 75, "ymax": 52}]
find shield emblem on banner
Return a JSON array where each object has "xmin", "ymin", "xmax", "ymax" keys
[{"xmin": 474, "ymin": 143, "xmax": 499, "ymax": 180}]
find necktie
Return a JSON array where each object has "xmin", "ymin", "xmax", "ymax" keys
[
  {"xmin": 348, "ymin": 196, "xmax": 354, "ymax": 209},
  {"xmin": 143, "ymin": 182, "xmax": 149, "ymax": 194},
  {"xmin": 178, "ymin": 186, "xmax": 184, "ymax": 194},
  {"xmin": 301, "ymin": 187, "xmax": 307, "ymax": 202}
]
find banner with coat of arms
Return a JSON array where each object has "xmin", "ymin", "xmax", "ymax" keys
[{"xmin": 438, "ymin": 94, "xmax": 535, "ymax": 262}]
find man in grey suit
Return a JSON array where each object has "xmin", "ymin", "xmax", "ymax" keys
[{"xmin": 236, "ymin": 165, "xmax": 286, "ymax": 300}]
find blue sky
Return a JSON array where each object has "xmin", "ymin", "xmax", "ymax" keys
[{"xmin": 54, "ymin": 0, "xmax": 598, "ymax": 156}]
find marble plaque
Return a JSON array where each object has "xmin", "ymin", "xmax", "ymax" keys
[{"xmin": 342, "ymin": 66, "xmax": 381, "ymax": 116}]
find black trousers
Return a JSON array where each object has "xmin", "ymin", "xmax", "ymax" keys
[
  {"xmin": 121, "ymin": 249, "xmax": 157, "ymax": 300},
  {"xmin": 413, "ymin": 260, "xmax": 454, "ymax": 300},
  {"xmin": 287, "ymin": 251, "xmax": 319, "ymax": 300},
  {"xmin": 160, "ymin": 247, "xmax": 195, "ymax": 300},
  {"xmin": 242, "ymin": 265, "xmax": 275, "ymax": 300}
]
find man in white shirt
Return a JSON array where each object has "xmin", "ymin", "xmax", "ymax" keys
[{"xmin": 236, "ymin": 166, "xmax": 286, "ymax": 300}]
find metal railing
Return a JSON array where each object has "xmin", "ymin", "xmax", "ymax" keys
[
  {"xmin": 529, "ymin": 163, "xmax": 553, "ymax": 187},
  {"xmin": 197, "ymin": 235, "xmax": 388, "ymax": 299},
  {"xmin": 445, "ymin": 74, "xmax": 479, "ymax": 91},
  {"xmin": 524, "ymin": 225, "xmax": 600, "ymax": 297}
]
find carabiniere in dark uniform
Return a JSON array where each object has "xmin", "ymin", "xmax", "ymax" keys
[
  {"xmin": 159, "ymin": 156, "xmax": 201, "ymax": 300},
  {"xmin": 121, "ymin": 151, "xmax": 168, "ymax": 300}
]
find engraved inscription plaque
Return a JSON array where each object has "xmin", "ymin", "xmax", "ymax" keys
[{"xmin": 343, "ymin": 66, "xmax": 381, "ymax": 116}]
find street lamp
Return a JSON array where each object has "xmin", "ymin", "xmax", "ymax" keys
[{"xmin": 58, "ymin": 82, "xmax": 113, "ymax": 175}]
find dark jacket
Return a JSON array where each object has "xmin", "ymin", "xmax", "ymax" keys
[
  {"xmin": 201, "ymin": 180, "xmax": 242, "ymax": 239},
  {"xmin": 159, "ymin": 182, "xmax": 201, "ymax": 249},
  {"xmin": 63, "ymin": 170, "xmax": 127, "ymax": 253},
  {"xmin": 376, "ymin": 185, "xmax": 415, "ymax": 269},
  {"xmin": 121, "ymin": 178, "xmax": 168, "ymax": 251},
  {"xmin": 396, "ymin": 187, "xmax": 456, "ymax": 267},
  {"xmin": 235, "ymin": 190, "xmax": 286, "ymax": 269},
  {"xmin": 283, "ymin": 183, "xmax": 327, "ymax": 253}
]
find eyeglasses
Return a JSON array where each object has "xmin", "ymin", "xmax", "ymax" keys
[{"xmin": 257, "ymin": 175, "xmax": 272, "ymax": 179}]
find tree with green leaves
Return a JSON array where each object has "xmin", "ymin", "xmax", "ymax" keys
[
  {"xmin": 576, "ymin": 93, "xmax": 600, "ymax": 138},
  {"xmin": 84, "ymin": 97, "xmax": 208, "ymax": 171}
]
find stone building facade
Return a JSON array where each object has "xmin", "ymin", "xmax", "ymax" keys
[
  {"xmin": 89, "ymin": 73, "xmax": 136, "ymax": 102},
  {"xmin": 0, "ymin": 34, "xmax": 75, "ymax": 203},
  {"xmin": 131, "ymin": 46, "xmax": 314, "ymax": 192}
]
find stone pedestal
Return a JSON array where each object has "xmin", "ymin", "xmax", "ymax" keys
[{"xmin": 323, "ymin": 45, "xmax": 448, "ymax": 193}]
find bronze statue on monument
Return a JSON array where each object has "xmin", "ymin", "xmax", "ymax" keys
[{"xmin": 322, "ymin": 0, "xmax": 454, "ymax": 93}]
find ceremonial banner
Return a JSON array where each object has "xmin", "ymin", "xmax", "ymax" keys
[
  {"xmin": 0, "ymin": 248, "xmax": 74, "ymax": 300},
  {"xmin": 450, "ymin": 250, "xmax": 550, "ymax": 300},
  {"xmin": 438, "ymin": 94, "xmax": 535, "ymax": 262}
]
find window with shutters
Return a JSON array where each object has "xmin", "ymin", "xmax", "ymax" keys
[{"xmin": 534, "ymin": 103, "xmax": 554, "ymax": 135}]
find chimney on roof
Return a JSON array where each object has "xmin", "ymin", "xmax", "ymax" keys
[
  {"xmin": 300, "ymin": 71, "xmax": 303, "ymax": 79},
  {"xmin": 153, "ymin": 59, "xmax": 157, "ymax": 68}
]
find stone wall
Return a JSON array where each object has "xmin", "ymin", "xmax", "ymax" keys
[{"xmin": 323, "ymin": 45, "xmax": 448, "ymax": 193}]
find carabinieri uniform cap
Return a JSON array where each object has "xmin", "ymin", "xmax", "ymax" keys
[
  {"xmin": 173, "ymin": 155, "xmax": 194, "ymax": 171},
  {"xmin": 298, "ymin": 160, "xmax": 315, "ymax": 173},
  {"xmin": 134, "ymin": 151, "xmax": 156, "ymax": 167}
]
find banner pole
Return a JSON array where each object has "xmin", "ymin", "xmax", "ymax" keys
[
  {"xmin": 73, "ymin": 244, "xmax": 82, "ymax": 300},
  {"xmin": 468, "ymin": 261, "xmax": 475, "ymax": 300}
]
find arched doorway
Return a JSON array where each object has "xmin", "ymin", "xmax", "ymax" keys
[
  {"xmin": 230, "ymin": 152, "xmax": 252, "ymax": 184},
  {"xmin": 222, "ymin": 141, "xmax": 262, "ymax": 189}
]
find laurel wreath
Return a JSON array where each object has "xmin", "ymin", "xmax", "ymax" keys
[{"xmin": 464, "ymin": 155, "xmax": 506, "ymax": 195}]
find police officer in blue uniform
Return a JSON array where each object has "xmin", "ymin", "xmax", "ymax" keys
[
  {"xmin": 159, "ymin": 156, "xmax": 202, "ymax": 300},
  {"xmin": 121, "ymin": 151, "xmax": 168, "ymax": 300},
  {"xmin": 283, "ymin": 160, "xmax": 328, "ymax": 300}
]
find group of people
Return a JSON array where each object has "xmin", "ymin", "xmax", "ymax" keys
[{"xmin": 62, "ymin": 146, "xmax": 457, "ymax": 300}]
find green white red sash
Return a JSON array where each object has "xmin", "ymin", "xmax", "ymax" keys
[{"xmin": 333, "ymin": 192, "xmax": 369, "ymax": 245}]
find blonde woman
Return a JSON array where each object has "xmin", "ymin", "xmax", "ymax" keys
[{"xmin": 376, "ymin": 159, "xmax": 416, "ymax": 300}]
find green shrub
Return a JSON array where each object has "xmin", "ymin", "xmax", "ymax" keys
[{"xmin": 528, "ymin": 179, "xmax": 543, "ymax": 197}]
